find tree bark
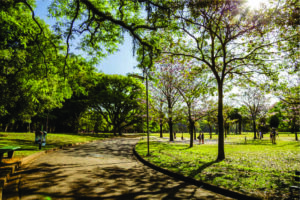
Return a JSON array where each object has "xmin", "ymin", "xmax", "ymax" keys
[
  {"xmin": 189, "ymin": 120, "xmax": 194, "ymax": 148},
  {"xmin": 209, "ymin": 124, "xmax": 212, "ymax": 139},
  {"xmin": 160, "ymin": 120, "xmax": 163, "ymax": 138},
  {"xmin": 217, "ymin": 83, "xmax": 225, "ymax": 161},
  {"xmin": 169, "ymin": 117, "xmax": 174, "ymax": 141},
  {"xmin": 194, "ymin": 124, "xmax": 196, "ymax": 140},
  {"xmin": 252, "ymin": 117, "xmax": 257, "ymax": 139},
  {"xmin": 292, "ymin": 116, "xmax": 298, "ymax": 141},
  {"xmin": 239, "ymin": 120, "xmax": 242, "ymax": 134},
  {"xmin": 188, "ymin": 106, "xmax": 194, "ymax": 148}
]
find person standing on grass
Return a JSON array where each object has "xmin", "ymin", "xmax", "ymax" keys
[
  {"xmin": 198, "ymin": 133, "xmax": 201, "ymax": 144},
  {"xmin": 271, "ymin": 127, "xmax": 276, "ymax": 144},
  {"xmin": 259, "ymin": 131, "xmax": 262, "ymax": 139},
  {"xmin": 201, "ymin": 133, "xmax": 204, "ymax": 144}
]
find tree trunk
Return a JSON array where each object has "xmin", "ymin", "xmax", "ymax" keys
[
  {"xmin": 239, "ymin": 120, "xmax": 242, "ymax": 134},
  {"xmin": 113, "ymin": 128, "xmax": 117, "ymax": 136},
  {"xmin": 189, "ymin": 120, "xmax": 194, "ymax": 148},
  {"xmin": 217, "ymin": 82, "xmax": 225, "ymax": 161},
  {"xmin": 209, "ymin": 124, "xmax": 212, "ymax": 139},
  {"xmin": 252, "ymin": 117, "xmax": 257, "ymax": 139},
  {"xmin": 188, "ymin": 106, "xmax": 194, "ymax": 148},
  {"xmin": 292, "ymin": 117, "xmax": 298, "ymax": 141},
  {"xmin": 194, "ymin": 124, "xmax": 197, "ymax": 140},
  {"xmin": 168, "ymin": 102, "xmax": 173, "ymax": 141},
  {"xmin": 160, "ymin": 120, "xmax": 163, "ymax": 138},
  {"xmin": 169, "ymin": 117, "xmax": 174, "ymax": 141},
  {"xmin": 5, "ymin": 124, "xmax": 9, "ymax": 132}
]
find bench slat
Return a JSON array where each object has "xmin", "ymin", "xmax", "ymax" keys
[{"xmin": 0, "ymin": 146, "xmax": 21, "ymax": 150}]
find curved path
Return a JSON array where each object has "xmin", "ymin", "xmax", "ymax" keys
[{"xmin": 4, "ymin": 137, "xmax": 232, "ymax": 200}]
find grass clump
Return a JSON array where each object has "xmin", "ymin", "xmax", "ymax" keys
[{"xmin": 136, "ymin": 132, "xmax": 299, "ymax": 199}]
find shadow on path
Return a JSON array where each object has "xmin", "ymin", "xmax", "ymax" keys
[{"xmin": 3, "ymin": 138, "xmax": 231, "ymax": 200}]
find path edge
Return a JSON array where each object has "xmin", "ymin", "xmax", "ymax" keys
[
  {"xmin": 132, "ymin": 143, "xmax": 260, "ymax": 200},
  {"xmin": 0, "ymin": 139, "xmax": 100, "ymax": 200}
]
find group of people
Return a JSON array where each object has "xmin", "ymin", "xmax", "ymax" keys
[
  {"xmin": 173, "ymin": 132, "xmax": 205, "ymax": 144},
  {"xmin": 198, "ymin": 133, "xmax": 205, "ymax": 144},
  {"xmin": 256, "ymin": 128, "xmax": 277, "ymax": 144}
]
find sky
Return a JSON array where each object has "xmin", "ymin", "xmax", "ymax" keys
[{"xmin": 34, "ymin": 0, "xmax": 140, "ymax": 75}]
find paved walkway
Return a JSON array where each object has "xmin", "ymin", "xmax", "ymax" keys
[{"xmin": 3, "ymin": 137, "xmax": 233, "ymax": 200}]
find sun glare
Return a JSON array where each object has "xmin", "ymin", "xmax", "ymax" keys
[{"xmin": 246, "ymin": 0, "xmax": 267, "ymax": 10}]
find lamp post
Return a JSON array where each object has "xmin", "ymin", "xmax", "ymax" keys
[
  {"xmin": 145, "ymin": 72, "xmax": 150, "ymax": 156},
  {"xmin": 129, "ymin": 70, "xmax": 150, "ymax": 156}
]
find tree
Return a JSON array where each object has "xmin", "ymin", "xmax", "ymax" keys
[
  {"xmin": 89, "ymin": 74, "xmax": 144, "ymax": 136},
  {"xmin": 202, "ymin": 100, "xmax": 218, "ymax": 139},
  {"xmin": 241, "ymin": 88, "xmax": 269, "ymax": 139},
  {"xmin": 148, "ymin": 90, "xmax": 167, "ymax": 138},
  {"xmin": 171, "ymin": 59, "xmax": 214, "ymax": 147},
  {"xmin": 0, "ymin": 2, "xmax": 74, "ymax": 131},
  {"xmin": 154, "ymin": 0, "xmax": 298, "ymax": 160},
  {"xmin": 269, "ymin": 115, "xmax": 280, "ymax": 129},
  {"xmin": 228, "ymin": 108, "xmax": 242, "ymax": 135},
  {"xmin": 274, "ymin": 83, "xmax": 299, "ymax": 140},
  {"xmin": 152, "ymin": 58, "xmax": 181, "ymax": 141}
]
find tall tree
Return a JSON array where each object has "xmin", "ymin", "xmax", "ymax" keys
[
  {"xmin": 152, "ymin": 58, "xmax": 181, "ymax": 141},
  {"xmin": 241, "ymin": 88, "xmax": 269, "ymax": 139},
  {"xmin": 275, "ymin": 85, "xmax": 300, "ymax": 140},
  {"xmin": 170, "ymin": 59, "xmax": 214, "ymax": 147},
  {"xmin": 0, "ymin": 1, "xmax": 74, "ymax": 131},
  {"xmin": 89, "ymin": 74, "xmax": 144, "ymax": 136},
  {"xmin": 155, "ymin": 0, "xmax": 297, "ymax": 160}
]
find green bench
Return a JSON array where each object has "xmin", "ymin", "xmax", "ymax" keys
[{"xmin": 0, "ymin": 146, "xmax": 21, "ymax": 163}]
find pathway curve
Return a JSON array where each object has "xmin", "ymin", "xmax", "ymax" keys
[{"xmin": 4, "ymin": 137, "xmax": 233, "ymax": 200}]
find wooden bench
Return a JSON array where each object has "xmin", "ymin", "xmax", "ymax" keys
[
  {"xmin": 290, "ymin": 170, "xmax": 300, "ymax": 199},
  {"xmin": 0, "ymin": 146, "xmax": 21, "ymax": 163}
]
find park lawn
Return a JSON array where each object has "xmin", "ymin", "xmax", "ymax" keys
[
  {"xmin": 0, "ymin": 132, "xmax": 113, "ymax": 161},
  {"xmin": 136, "ymin": 132, "xmax": 299, "ymax": 199}
]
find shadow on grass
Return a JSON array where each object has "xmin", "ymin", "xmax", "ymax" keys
[{"xmin": 188, "ymin": 160, "xmax": 221, "ymax": 178}]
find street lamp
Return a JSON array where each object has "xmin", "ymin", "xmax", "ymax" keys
[{"xmin": 128, "ymin": 69, "xmax": 150, "ymax": 156}]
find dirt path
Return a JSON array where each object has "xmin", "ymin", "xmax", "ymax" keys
[{"xmin": 3, "ymin": 137, "xmax": 233, "ymax": 200}]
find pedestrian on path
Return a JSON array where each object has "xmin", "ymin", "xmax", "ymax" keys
[{"xmin": 198, "ymin": 133, "xmax": 201, "ymax": 144}]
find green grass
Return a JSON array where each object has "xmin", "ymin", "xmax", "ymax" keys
[
  {"xmin": 0, "ymin": 132, "xmax": 114, "ymax": 160},
  {"xmin": 136, "ymin": 132, "xmax": 300, "ymax": 199}
]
